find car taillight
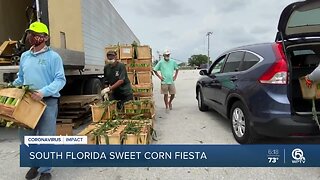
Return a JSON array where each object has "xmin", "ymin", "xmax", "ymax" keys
[{"xmin": 259, "ymin": 42, "xmax": 288, "ymax": 84}]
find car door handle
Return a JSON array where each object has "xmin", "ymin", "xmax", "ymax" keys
[{"xmin": 230, "ymin": 76, "xmax": 238, "ymax": 82}]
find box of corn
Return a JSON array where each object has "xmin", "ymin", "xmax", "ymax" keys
[
  {"xmin": 0, "ymin": 86, "xmax": 47, "ymax": 129},
  {"xmin": 91, "ymin": 100, "xmax": 118, "ymax": 122},
  {"xmin": 124, "ymin": 100, "xmax": 155, "ymax": 118},
  {"xmin": 128, "ymin": 59, "xmax": 152, "ymax": 72},
  {"xmin": 77, "ymin": 123, "xmax": 100, "ymax": 144},
  {"xmin": 132, "ymin": 84, "xmax": 153, "ymax": 97},
  {"xmin": 136, "ymin": 45, "xmax": 152, "ymax": 60},
  {"xmin": 299, "ymin": 77, "xmax": 320, "ymax": 99},
  {"xmin": 136, "ymin": 71, "xmax": 152, "ymax": 84},
  {"xmin": 122, "ymin": 122, "xmax": 151, "ymax": 145},
  {"xmin": 120, "ymin": 45, "xmax": 134, "ymax": 60}
]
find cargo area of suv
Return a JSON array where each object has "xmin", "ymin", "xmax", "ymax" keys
[
  {"xmin": 277, "ymin": 0, "xmax": 320, "ymax": 114},
  {"xmin": 287, "ymin": 44, "xmax": 320, "ymax": 113}
]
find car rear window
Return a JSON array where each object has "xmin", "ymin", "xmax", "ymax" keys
[
  {"xmin": 286, "ymin": 2, "xmax": 320, "ymax": 36},
  {"xmin": 240, "ymin": 52, "xmax": 260, "ymax": 71},
  {"xmin": 222, "ymin": 51, "xmax": 244, "ymax": 73},
  {"xmin": 293, "ymin": 50, "xmax": 315, "ymax": 56},
  {"xmin": 288, "ymin": 8, "xmax": 320, "ymax": 28}
]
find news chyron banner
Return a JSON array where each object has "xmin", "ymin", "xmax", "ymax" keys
[{"xmin": 21, "ymin": 136, "xmax": 320, "ymax": 167}]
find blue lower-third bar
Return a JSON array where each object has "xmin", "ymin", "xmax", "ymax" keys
[{"xmin": 20, "ymin": 145, "xmax": 320, "ymax": 167}]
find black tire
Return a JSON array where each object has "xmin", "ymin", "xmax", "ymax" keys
[
  {"xmin": 197, "ymin": 88, "xmax": 209, "ymax": 112},
  {"xmin": 61, "ymin": 79, "xmax": 85, "ymax": 95},
  {"xmin": 230, "ymin": 101, "xmax": 258, "ymax": 144},
  {"xmin": 83, "ymin": 78, "xmax": 102, "ymax": 95}
]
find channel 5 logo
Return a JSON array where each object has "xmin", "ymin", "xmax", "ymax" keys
[{"xmin": 291, "ymin": 148, "xmax": 306, "ymax": 164}]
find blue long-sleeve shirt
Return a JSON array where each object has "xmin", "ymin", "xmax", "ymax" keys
[{"xmin": 13, "ymin": 47, "xmax": 66, "ymax": 98}]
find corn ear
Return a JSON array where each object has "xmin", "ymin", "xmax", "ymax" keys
[
  {"xmin": 11, "ymin": 98, "xmax": 18, "ymax": 106},
  {"xmin": 2, "ymin": 97, "xmax": 8, "ymax": 104},
  {"xmin": 0, "ymin": 96, "xmax": 5, "ymax": 104},
  {"xmin": 5, "ymin": 97, "xmax": 14, "ymax": 105}
]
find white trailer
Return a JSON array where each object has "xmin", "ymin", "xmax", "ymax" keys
[{"xmin": 0, "ymin": 0, "xmax": 139, "ymax": 95}]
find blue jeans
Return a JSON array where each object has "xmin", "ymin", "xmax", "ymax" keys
[{"xmin": 19, "ymin": 98, "xmax": 58, "ymax": 174}]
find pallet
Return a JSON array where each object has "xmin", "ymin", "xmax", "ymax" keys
[
  {"xmin": 57, "ymin": 115, "xmax": 91, "ymax": 129},
  {"xmin": 58, "ymin": 95, "xmax": 100, "ymax": 129},
  {"xmin": 58, "ymin": 108, "xmax": 91, "ymax": 118},
  {"xmin": 0, "ymin": 60, "xmax": 12, "ymax": 65},
  {"xmin": 60, "ymin": 95, "xmax": 100, "ymax": 108},
  {"xmin": 56, "ymin": 123, "xmax": 73, "ymax": 136}
]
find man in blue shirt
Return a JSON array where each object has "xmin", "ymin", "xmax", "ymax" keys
[
  {"xmin": 13, "ymin": 22, "xmax": 66, "ymax": 180},
  {"xmin": 153, "ymin": 50, "xmax": 179, "ymax": 110}
]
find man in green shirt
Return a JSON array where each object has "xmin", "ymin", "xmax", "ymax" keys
[
  {"xmin": 153, "ymin": 50, "xmax": 179, "ymax": 110},
  {"xmin": 101, "ymin": 50, "xmax": 133, "ymax": 109}
]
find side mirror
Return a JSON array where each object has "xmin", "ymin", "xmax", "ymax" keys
[{"xmin": 199, "ymin": 69, "xmax": 208, "ymax": 76}]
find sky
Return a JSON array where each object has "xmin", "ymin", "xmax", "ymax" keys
[{"xmin": 110, "ymin": 0, "xmax": 297, "ymax": 63}]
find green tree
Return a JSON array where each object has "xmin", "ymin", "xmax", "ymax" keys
[
  {"xmin": 178, "ymin": 62, "xmax": 187, "ymax": 67},
  {"xmin": 188, "ymin": 54, "xmax": 209, "ymax": 67},
  {"xmin": 153, "ymin": 59, "xmax": 159, "ymax": 67}
]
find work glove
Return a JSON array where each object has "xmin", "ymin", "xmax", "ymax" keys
[
  {"xmin": 101, "ymin": 87, "xmax": 111, "ymax": 96},
  {"xmin": 305, "ymin": 75, "xmax": 313, "ymax": 88},
  {"xmin": 7, "ymin": 82, "xmax": 14, "ymax": 87},
  {"xmin": 101, "ymin": 87, "xmax": 110, "ymax": 101},
  {"xmin": 103, "ymin": 93, "xmax": 109, "ymax": 101}
]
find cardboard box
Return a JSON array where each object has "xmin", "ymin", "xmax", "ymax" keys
[
  {"xmin": 56, "ymin": 123, "xmax": 73, "ymax": 136},
  {"xmin": 132, "ymin": 84, "xmax": 153, "ymax": 97},
  {"xmin": 99, "ymin": 125, "xmax": 126, "ymax": 144},
  {"xmin": 0, "ymin": 88, "xmax": 46, "ymax": 129},
  {"xmin": 128, "ymin": 59, "xmax": 152, "ymax": 72},
  {"xmin": 127, "ymin": 72, "xmax": 136, "ymax": 85},
  {"xmin": 299, "ymin": 77, "xmax": 320, "ymax": 99},
  {"xmin": 124, "ymin": 100, "xmax": 154, "ymax": 114},
  {"xmin": 77, "ymin": 123, "xmax": 99, "ymax": 144},
  {"xmin": 137, "ymin": 71, "xmax": 152, "ymax": 84},
  {"xmin": 123, "ymin": 125, "xmax": 150, "ymax": 145},
  {"xmin": 136, "ymin": 46, "xmax": 152, "ymax": 59},
  {"xmin": 120, "ymin": 45, "xmax": 133, "ymax": 59},
  {"xmin": 91, "ymin": 102, "xmax": 117, "ymax": 122}
]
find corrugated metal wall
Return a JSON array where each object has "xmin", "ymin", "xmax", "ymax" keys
[{"xmin": 82, "ymin": 0, "xmax": 140, "ymax": 66}]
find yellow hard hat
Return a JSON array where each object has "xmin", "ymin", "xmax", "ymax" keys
[{"xmin": 26, "ymin": 21, "xmax": 49, "ymax": 35}]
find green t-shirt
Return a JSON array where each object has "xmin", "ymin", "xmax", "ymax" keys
[
  {"xmin": 153, "ymin": 59, "xmax": 179, "ymax": 84},
  {"xmin": 104, "ymin": 62, "xmax": 132, "ymax": 96}
]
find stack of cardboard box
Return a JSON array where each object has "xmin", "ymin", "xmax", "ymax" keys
[{"xmin": 80, "ymin": 44, "xmax": 155, "ymax": 145}]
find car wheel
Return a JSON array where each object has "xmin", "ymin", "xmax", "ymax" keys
[
  {"xmin": 197, "ymin": 89, "xmax": 209, "ymax": 112},
  {"xmin": 230, "ymin": 101, "xmax": 257, "ymax": 144}
]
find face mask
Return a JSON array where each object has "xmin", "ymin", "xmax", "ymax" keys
[
  {"xmin": 28, "ymin": 34, "xmax": 45, "ymax": 47},
  {"xmin": 107, "ymin": 59, "xmax": 116, "ymax": 64}
]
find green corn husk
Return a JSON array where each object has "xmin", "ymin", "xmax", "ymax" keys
[
  {"xmin": 0, "ymin": 96, "xmax": 5, "ymax": 104},
  {"xmin": 2, "ymin": 97, "xmax": 8, "ymax": 104},
  {"xmin": 5, "ymin": 97, "xmax": 14, "ymax": 105},
  {"xmin": 11, "ymin": 98, "xmax": 18, "ymax": 106}
]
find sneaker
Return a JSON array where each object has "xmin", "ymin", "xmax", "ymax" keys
[
  {"xmin": 25, "ymin": 167, "xmax": 39, "ymax": 180},
  {"xmin": 39, "ymin": 173, "xmax": 52, "ymax": 180}
]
